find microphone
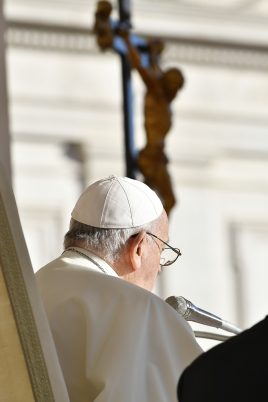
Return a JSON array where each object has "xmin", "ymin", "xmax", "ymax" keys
[{"xmin": 165, "ymin": 295, "xmax": 241, "ymax": 335}]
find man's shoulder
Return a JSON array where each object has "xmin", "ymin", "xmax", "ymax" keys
[
  {"xmin": 35, "ymin": 254, "xmax": 190, "ymax": 326},
  {"xmin": 36, "ymin": 254, "xmax": 151, "ymax": 298},
  {"xmin": 36, "ymin": 254, "xmax": 65, "ymax": 272}
]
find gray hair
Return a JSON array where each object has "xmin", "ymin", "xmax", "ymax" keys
[{"xmin": 64, "ymin": 218, "xmax": 160, "ymax": 263}]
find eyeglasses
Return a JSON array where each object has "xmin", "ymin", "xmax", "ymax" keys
[{"xmin": 146, "ymin": 232, "xmax": 181, "ymax": 267}]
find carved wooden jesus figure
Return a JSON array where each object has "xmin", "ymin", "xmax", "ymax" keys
[
  {"xmin": 94, "ymin": 0, "xmax": 184, "ymax": 215},
  {"xmin": 119, "ymin": 31, "xmax": 184, "ymax": 215}
]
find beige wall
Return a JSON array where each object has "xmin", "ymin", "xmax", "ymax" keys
[{"xmin": 0, "ymin": 0, "xmax": 11, "ymax": 181}]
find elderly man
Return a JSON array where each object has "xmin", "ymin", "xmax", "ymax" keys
[{"xmin": 36, "ymin": 175, "xmax": 202, "ymax": 402}]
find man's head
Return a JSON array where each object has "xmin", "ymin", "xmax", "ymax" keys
[{"xmin": 64, "ymin": 175, "xmax": 170, "ymax": 291}]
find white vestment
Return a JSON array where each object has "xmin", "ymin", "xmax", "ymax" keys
[{"xmin": 36, "ymin": 248, "xmax": 202, "ymax": 402}]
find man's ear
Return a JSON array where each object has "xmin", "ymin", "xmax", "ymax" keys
[{"xmin": 128, "ymin": 231, "xmax": 147, "ymax": 272}]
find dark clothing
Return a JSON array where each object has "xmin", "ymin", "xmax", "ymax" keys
[{"xmin": 178, "ymin": 316, "xmax": 268, "ymax": 402}]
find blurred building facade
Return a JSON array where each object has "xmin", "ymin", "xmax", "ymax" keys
[{"xmin": 2, "ymin": 0, "xmax": 268, "ymax": 335}]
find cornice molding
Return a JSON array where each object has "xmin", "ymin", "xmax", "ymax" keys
[
  {"xmin": 6, "ymin": 20, "xmax": 98, "ymax": 54},
  {"xmin": 133, "ymin": 0, "xmax": 268, "ymax": 25},
  {"xmin": 163, "ymin": 37, "xmax": 268, "ymax": 70},
  {"xmin": 5, "ymin": 19, "xmax": 268, "ymax": 70}
]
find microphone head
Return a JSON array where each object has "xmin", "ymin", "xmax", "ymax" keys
[
  {"xmin": 166, "ymin": 296, "xmax": 226, "ymax": 329},
  {"xmin": 165, "ymin": 296, "xmax": 189, "ymax": 318}
]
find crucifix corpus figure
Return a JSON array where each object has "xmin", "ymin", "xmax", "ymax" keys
[
  {"xmin": 94, "ymin": 0, "xmax": 184, "ymax": 215},
  {"xmin": 117, "ymin": 29, "xmax": 184, "ymax": 215}
]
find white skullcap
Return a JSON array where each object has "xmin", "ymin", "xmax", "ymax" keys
[{"xmin": 71, "ymin": 175, "xmax": 163, "ymax": 229}]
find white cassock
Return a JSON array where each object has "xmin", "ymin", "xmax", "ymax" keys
[{"xmin": 36, "ymin": 247, "xmax": 202, "ymax": 402}]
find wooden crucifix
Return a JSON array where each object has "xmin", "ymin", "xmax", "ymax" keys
[{"xmin": 93, "ymin": 0, "xmax": 184, "ymax": 215}]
